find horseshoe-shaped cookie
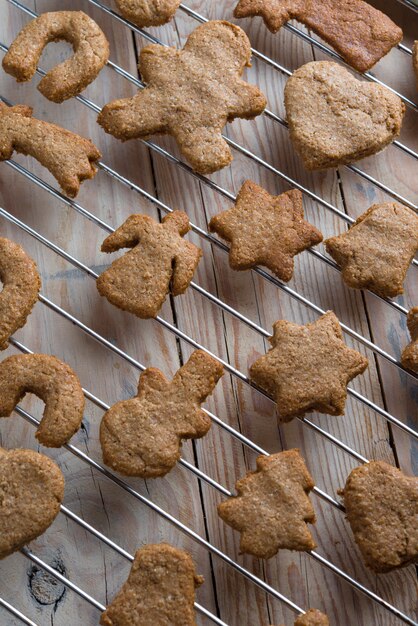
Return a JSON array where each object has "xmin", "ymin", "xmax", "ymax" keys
[
  {"xmin": 0, "ymin": 354, "xmax": 85, "ymax": 447},
  {"xmin": 0, "ymin": 237, "xmax": 40, "ymax": 350},
  {"xmin": 3, "ymin": 11, "xmax": 109, "ymax": 103},
  {"xmin": 0, "ymin": 446, "xmax": 64, "ymax": 559},
  {"xmin": 0, "ymin": 103, "xmax": 101, "ymax": 198}
]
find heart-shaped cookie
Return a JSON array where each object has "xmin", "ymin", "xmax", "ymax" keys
[
  {"xmin": 341, "ymin": 461, "xmax": 418, "ymax": 573},
  {"xmin": 0, "ymin": 447, "xmax": 64, "ymax": 559},
  {"xmin": 284, "ymin": 61, "xmax": 405, "ymax": 170}
]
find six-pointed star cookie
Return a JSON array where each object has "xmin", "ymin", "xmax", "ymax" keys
[
  {"xmin": 234, "ymin": 0, "xmax": 402, "ymax": 72},
  {"xmin": 250, "ymin": 311, "xmax": 368, "ymax": 422},
  {"xmin": 98, "ymin": 20, "xmax": 266, "ymax": 174},
  {"xmin": 341, "ymin": 461, "xmax": 418, "ymax": 573},
  {"xmin": 209, "ymin": 181, "xmax": 323, "ymax": 282},
  {"xmin": 218, "ymin": 449, "xmax": 316, "ymax": 559},
  {"xmin": 325, "ymin": 202, "xmax": 418, "ymax": 298}
]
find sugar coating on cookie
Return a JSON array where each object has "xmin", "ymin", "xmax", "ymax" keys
[
  {"xmin": 234, "ymin": 0, "xmax": 402, "ymax": 72},
  {"xmin": 0, "ymin": 103, "xmax": 101, "ymax": 198},
  {"xmin": 98, "ymin": 20, "xmax": 266, "ymax": 174},
  {"xmin": 250, "ymin": 311, "xmax": 368, "ymax": 422},
  {"xmin": 401, "ymin": 307, "xmax": 418, "ymax": 373},
  {"xmin": 218, "ymin": 449, "xmax": 316, "ymax": 559},
  {"xmin": 0, "ymin": 237, "xmax": 40, "ymax": 350},
  {"xmin": 100, "ymin": 543, "xmax": 203, "ymax": 626},
  {"xmin": 325, "ymin": 202, "xmax": 418, "ymax": 298},
  {"xmin": 294, "ymin": 609, "xmax": 330, "ymax": 626},
  {"xmin": 114, "ymin": 0, "xmax": 181, "ymax": 27},
  {"xmin": 413, "ymin": 42, "xmax": 418, "ymax": 91},
  {"xmin": 96, "ymin": 211, "xmax": 202, "ymax": 318},
  {"xmin": 0, "ymin": 447, "xmax": 64, "ymax": 559},
  {"xmin": 209, "ymin": 182, "xmax": 323, "ymax": 282},
  {"xmin": 341, "ymin": 461, "xmax": 418, "ymax": 573},
  {"xmin": 284, "ymin": 61, "xmax": 404, "ymax": 170},
  {"xmin": 100, "ymin": 350, "xmax": 223, "ymax": 477},
  {"xmin": 0, "ymin": 353, "xmax": 85, "ymax": 447},
  {"xmin": 2, "ymin": 11, "xmax": 109, "ymax": 103}
]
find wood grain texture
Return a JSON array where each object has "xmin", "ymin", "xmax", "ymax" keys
[{"xmin": 0, "ymin": 0, "xmax": 417, "ymax": 624}]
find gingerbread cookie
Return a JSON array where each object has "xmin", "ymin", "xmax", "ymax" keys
[
  {"xmin": 325, "ymin": 202, "xmax": 418, "ymax": 298},
  {"xmin": 401, "ymin": 307, "xmax": 418, "ymax": 373},
  {"xmin": 0, "ymin": 237, "xmax": 40, "ymax": 350},
  {"xmin": 0, "ymin": 446, "xmax": 64, "ymax": 559},
  {"xmin": 3, "ymin": 11, "xmax": 109, "ymax": 103},
  {"xmin": 341, "ymin": 461, "xmax": 418, "ymax": 573},
  {"xmin": 276, "ymin": 610, "xmax": 330, "ymax": 626},
  {"xmin": 0, "ymin": 353, "xmax": 85, "ymax": 447},
  {"xmin": 114, "ymin": 0, "xmax": 181, "ymax": 27},
  {"xmin": 100, "ymin": 543, "xmax": 203, "ymax": 626},
  {"xmin": 234, "ymin": 0, "xmax": 402, "ymax": 72},
  {"xmin": 284, "ymin": 61, "xmax": 405, "ymax": 170},
  {"xmin": 218, "ymin": 450, "xmax": 316, "ymax": 559},
  {"xmin": 100, "ymin": 350, "xmax": 223, "ymax": 477},
  {"xmin": 413, "ymin": 41, "xmax": 418, "ymax": 90},
  {"xmin": 209, "ymin": 182, "xmax": 322, "ymax": 281},
  {"xmin": 96, "ymin": 211, "xmax": 202, "ymax": 318},
  {"xmin": 98, "ymin": 20, "xmax": 266, "ymax": 174},
  {"xmin": 0, "ymin": 103, "xmax": 101, "ymax": 197},
  {"xmin": 250, "ymin": 311, "xmax": 368, "ymax": 422}
]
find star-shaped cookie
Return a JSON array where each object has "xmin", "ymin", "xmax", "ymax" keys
[
  {"xmin": 218, "ymin": 449, "xmax": 316, "ymax": 559},
  {"xmin": 209, "ymin": 181, "xmax": 323, "ymax": 282},
  {"xmin": 341, "ymin": 461, "xmax": 418, "ymax": 573},
  {"xmin": 325, "ymin": 202, "xmax": 418, "ymax": 298},
  {"xmin": 250, "ymin": 311, "xmax": 368, "ymax": 422},
  {"xmin": 98, "ymin": 20, "xmax": 267, "ymax": 174}
]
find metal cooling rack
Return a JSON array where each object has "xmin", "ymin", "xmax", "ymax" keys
[{"xmin": 0, "ymin": 0, "xmax": 417, "ymax": 624}]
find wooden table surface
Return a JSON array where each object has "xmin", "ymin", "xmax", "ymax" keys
[{"xmin": 0, "ymin": 0, "xmax": 417, "ymax": 624}]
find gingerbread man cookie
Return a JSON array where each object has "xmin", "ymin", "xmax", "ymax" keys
[
  {"xmin": 114, "ymin": 0, "xmax": 181, "ymax": 27},
  {"xmin": 0, "ymin": 103, "xmax": 101, "ymax": 197},
  {"xmin": 0, "ymin": 446, "xmax": 64, "ymax": 559},
  {"xmin": 96, "ymin": 211, "xmax": 202, "ymax": 318},
  {"xmin": 218, "ymin": 450, "xmax": 316, "ymax": 559},
  {"xmin": 100, "ymin": 543, "xmax": 203, "ymax": 626},
  {"xmin": 209, "ymin": 182, "xmax": 322, "ymax": 281},
  {"xmin": 284, "ymin": 61, "xmax": 404, "ymax": 170},
  {"xmin": 401, "ymin": 307, "xmax": 418, "ymax": 373},
  {"xmin": 98, "ymin": 20, "xmax": 267, "ymax": 174},
  {"xmin": 250, "ymin": 311, "xmax": 368, "ymax": 422},
  {"xmin": 234, "ymin": 0, "xmax": 402, "ymax": 72},
  {"xmin": 0, "ymin": 353, "xmax": 85, "ymax": 447},
  {"xmin": 325, "ymin": 202, "xmax": 418, "ymax": 298},
  {"xmin": 100, "ymin": 350, "xmax": 223, "ymax": 477},
  {"xmin": 3, "ymin": 11, "xmax": 109, "ymax": 103},
  {"xmin": 0, "ymin": 237, "xmax": 40, "ymax": 350},
  {"xmin": 341, "ymin": 461, "xmax": 418, "ymax": 573}
]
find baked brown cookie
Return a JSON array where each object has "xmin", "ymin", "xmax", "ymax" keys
[
  {"xmin": 218, "ymin": 450, "xmax": 316, "ymax": 559},
  {"xmin": 234, "ymin": 0, "xmax": 402, "ymax": 72},
  {"xmin": 114, "ymin": 0, "xmax": 181, "ymax": 27},
  {"xmin": 413, "ymin": 41, "xmax": 418, "ymax": 90},
  {"xmin": 0, "ymin": 446, "xmax": 64, "ymax": 559},
  {"xmin": 0, "ymin": 237, "xmax": 40, "ymax": 350},
  {"xmin": 100, "ymin": 543, "xmax": 203, "ymax": 626},
  {"xmin": 0, "ymin": 353, "xmax": 85, "ymax": 447},
  {"xmin": 276, "ymin": 609, "xmax": 330, "ymax": 626},
  {"xmin": 284, "ymin": 61, "xmax": 405, "ymax": 170},
  {"xmin": 209, "ymin": 181, "xmax": 323, "ymax": 281},
  {"xmin": 96, "ymin": 211, "xmax": 202, "ymax": 318},
  {"xmin": 401, "ymin": 307, "xmax": 418, "ymax": 373},
  {"xmin": 341, "ymin": 461, "xmax": 418, "ymax": 573},
  {"xmin": 325, "ymin": 202, "xmax": 418, "ymax": 298},
  {"xmin": 100, "ymin": 350, "xmax": 223, "ymax": 477},
  {"xmin": 2, "ymin": 11, "xmax": 109, "ymax": 103},
  {"xmin": 0, "ymin": 103, "xmax": 101, "ymax": 198},
  {"xmin": 98, "ymin": 20, "xmax": 266, "ymax": 174},
  {"xmin": 250, "ymin": 311, "xmax": 368, "ymax": 422}
]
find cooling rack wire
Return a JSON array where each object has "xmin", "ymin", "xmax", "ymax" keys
[{"xmin": 0, "ymin": 0, "xmax": 417, "ymax": 624}]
